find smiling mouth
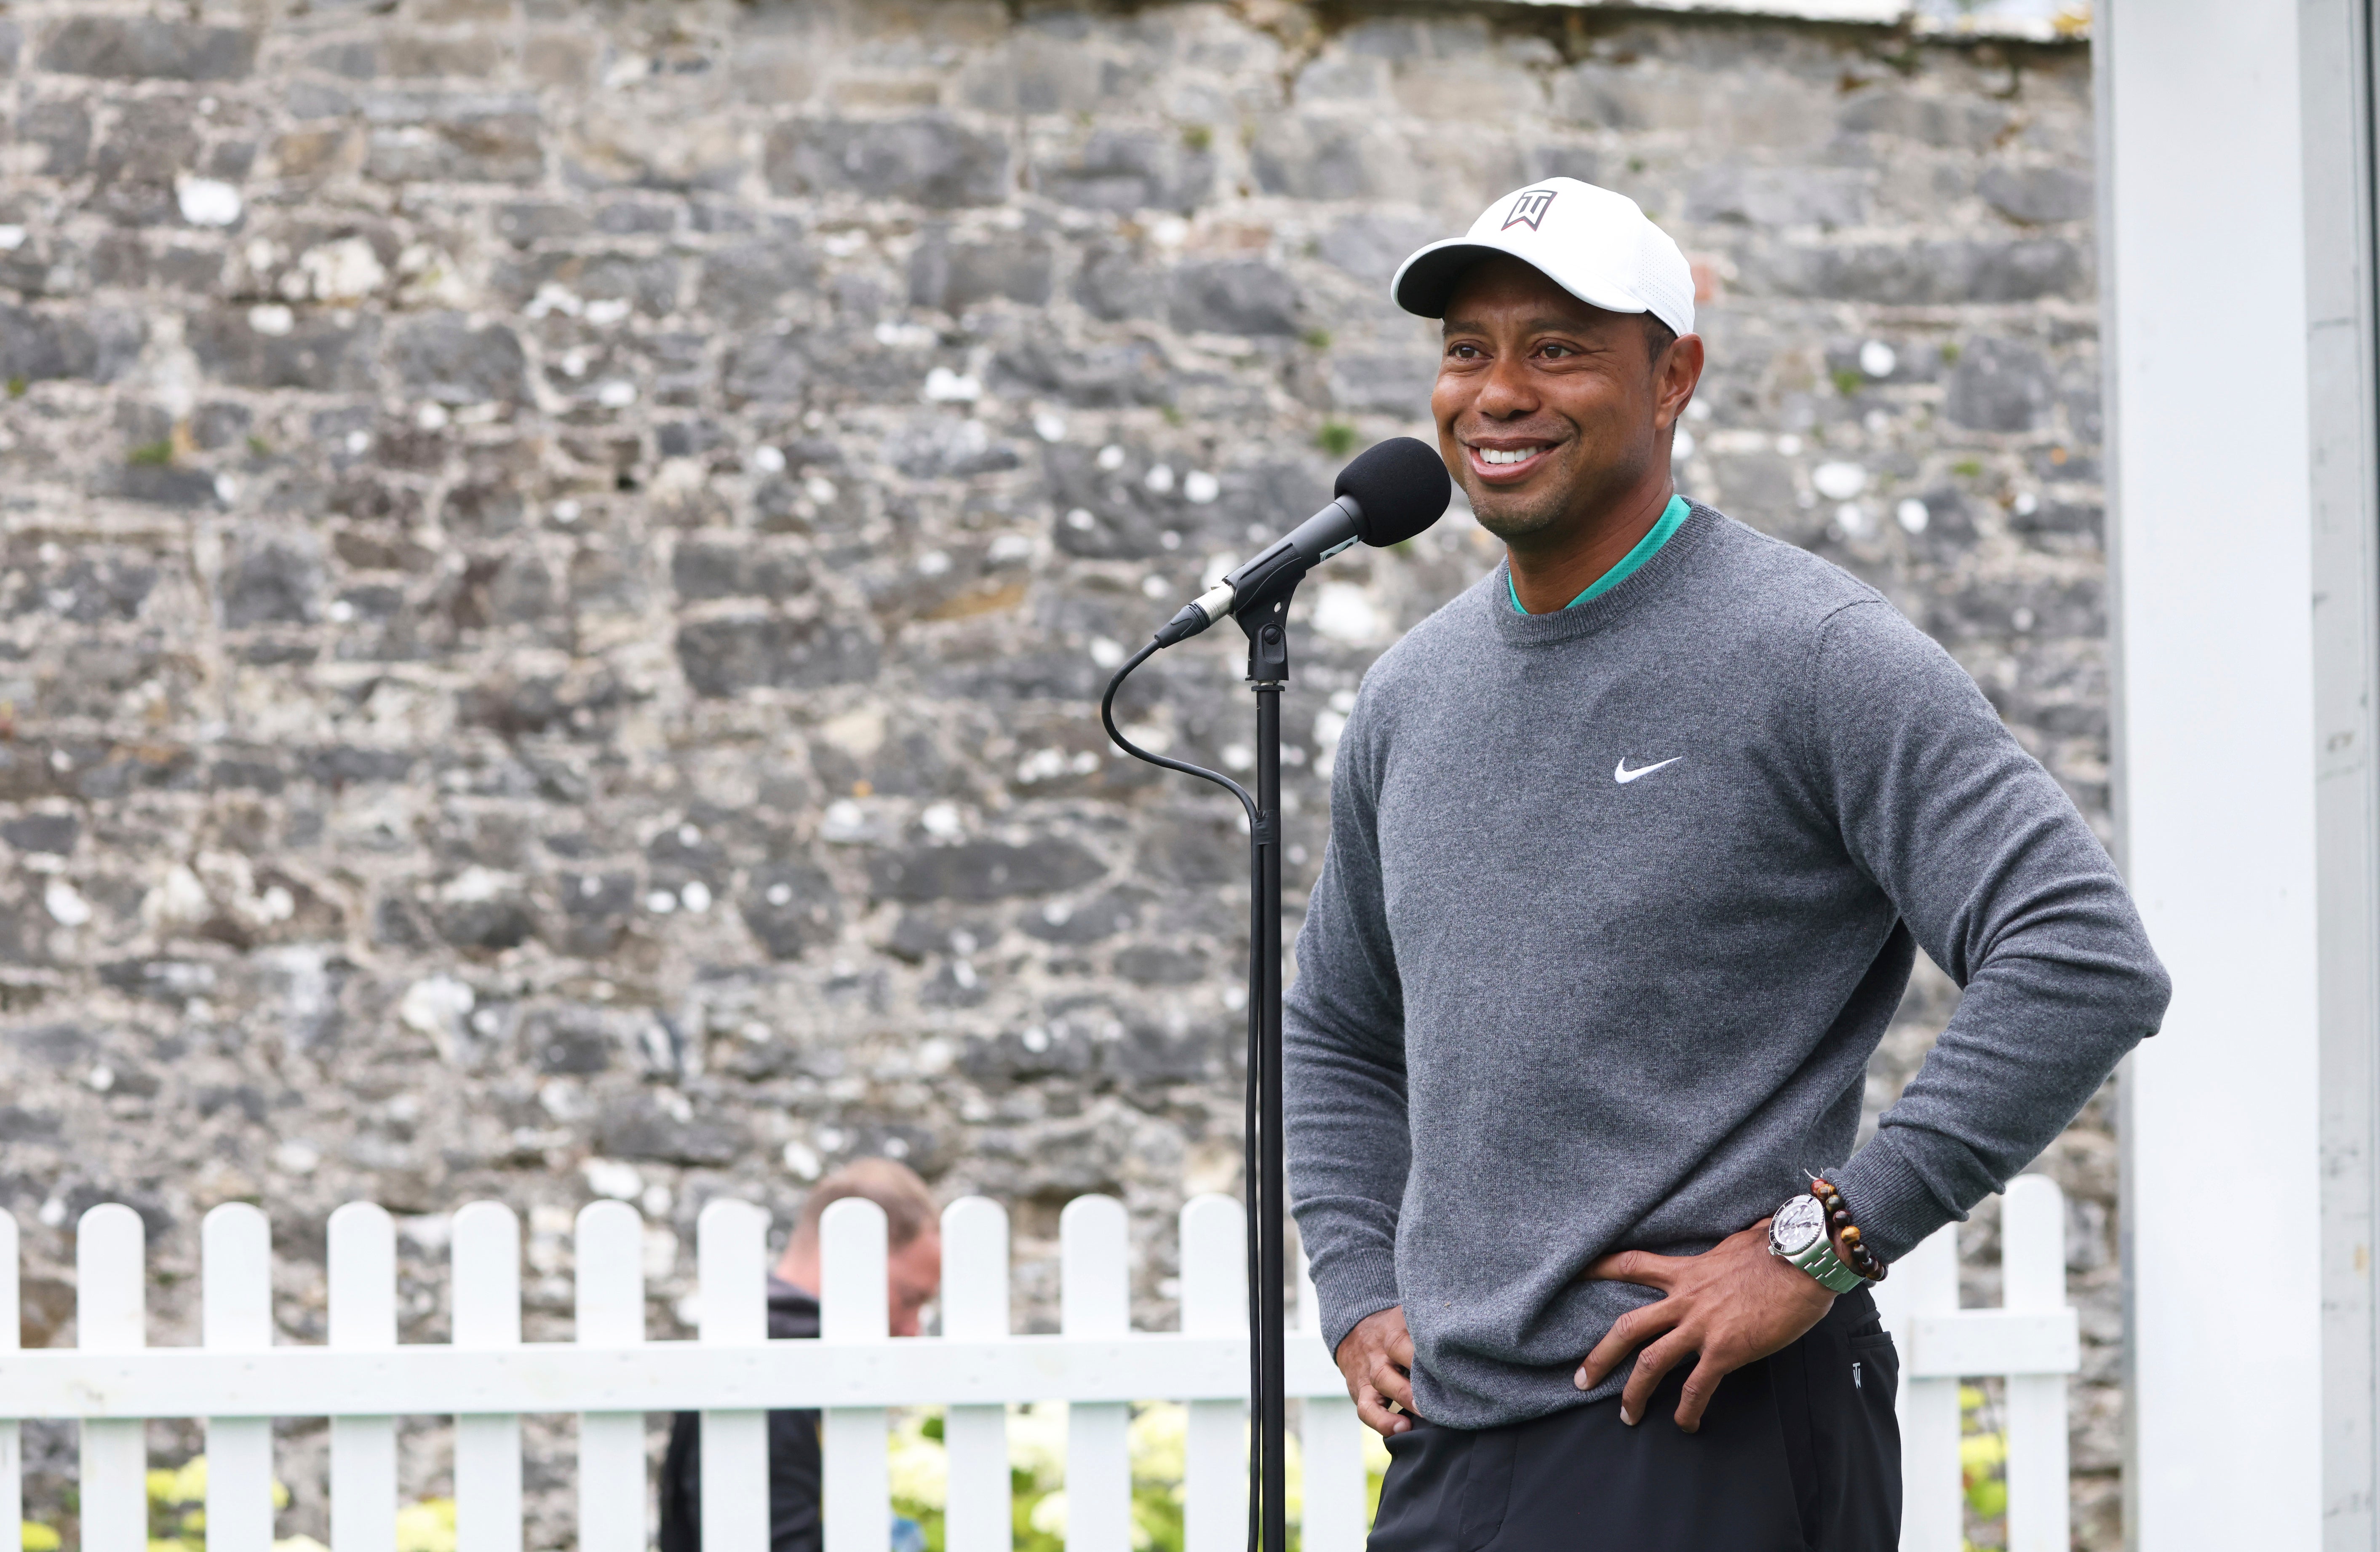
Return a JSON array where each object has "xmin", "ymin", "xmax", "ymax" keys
[{"xmin": 1464, "ymin": 442, "xmax": 1558, "ymax": 483}]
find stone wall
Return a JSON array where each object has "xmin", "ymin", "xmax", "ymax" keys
[{"xmin": 0, "ymin": 0, "xmax": 2111, "ymax": 1544}]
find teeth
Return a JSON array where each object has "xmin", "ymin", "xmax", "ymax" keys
[{"xmin": 1479, "ymin": 447, "xmax": 1538, "ymax": 465}]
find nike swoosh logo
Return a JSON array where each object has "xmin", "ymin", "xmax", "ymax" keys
[{"xmin": 1613, "ymin": 756, "xmax": 1682, "ymax": 784}]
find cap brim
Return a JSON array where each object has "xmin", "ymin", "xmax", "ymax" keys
[{"xmin": 1390, "ymin": 236, "xmax": 1653, "ymax": 322}]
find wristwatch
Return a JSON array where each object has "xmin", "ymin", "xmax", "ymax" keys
[{"xmin": 1768, "ymin": 1193, "xmax": 1865, "ymax": 1294}]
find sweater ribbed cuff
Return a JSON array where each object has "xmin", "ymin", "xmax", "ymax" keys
[
  {"xmin": 1832, "ymin": 1130, "xmax": 1966, "ymax": 1266},
  {"xmin": 1313, "ymin": 1247, "xmax": 1403, "ymax": 1362}
]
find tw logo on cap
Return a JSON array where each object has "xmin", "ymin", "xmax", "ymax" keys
[{"xmin": 1501, "ymin": 187, "xmax": 1559, "ymax": 232}]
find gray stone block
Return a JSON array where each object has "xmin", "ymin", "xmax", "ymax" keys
[
  {"xmin": 985, "ymin": 331, "xmax": 1171, "ymax": 407},
  {"xmin": 1686, "ymin": 164, "xmax": 1868, "ymax": 228},
  {"xmin": 1946, "ymin": 338, "xmax": 2056, "ymax": 432},
  {"xmin": 908, "ymin": 227, "xmax": 1054, "ymax": 312},
  {"xmin": 1, "ymin": 303, "xmax": 143, "ymax": 384},
  {"xmin": 1980, "ymin": 164, "xmax": 2093, "ymax": 225},
  {"xmin": 390, "ymin": 313, "xmax": 529, "ymax": 404},
  {"xmin": 1327, "ymin": 349, "xmax": 1434, "ymax": 415},
  {"xmin": 1168, "ymin": 258, "xmax": 1301, "ymax": 337},
  {"xmin": 670, "ymin": 538, "xmax": 814, "ymax": 601},
  {"xmin": 189, "ymin": 308, "xmax": 377, "ymax": 391},
  {"xmin": 222, "ymin": 530, "xmax": 325, "ymax": 628},
  {"xmin": 1318, "ymin": 212, "xmax": 1441, "ymax": 284},
  {"xmin": 694, "ymin": 243, "xmax": 816, "ymax": 327},
  {"xmin": 741, "ymin": 862, "xmax": 841, "ymax": 958},
  {"xmin": 1072, "ymin": 242, "xmax": 1164, "ymax": 321},
  {"xmin": 596, "ymin": 1092, "xmax": 746, "ymax": 1165},
  {"xmin": 1758, "ymin": 238, "xmax": 2088, "ymax": 305},
  {"xmin": 1248, "ymin": 118, "xmax": 1391, "ymax": 200},
  {"xmin": 38, "ymin": 18, "xmax": 257, "ymax": 81},
  {"xmin": 765, "ymin": 116, "xmax": 1011, "ymax": 208},
  {"xmin": 721, "ymin": 336, "xmax": 810, "ymax": 406},
  {"xmin": 1838, "ymin": 88, "xmax": 2013, "ymax": 151},
  {"xmin": 1032, "ymin": 130, "xmax": 1214, "ymax": 213},
  {"xmin": 20, "ymin": 99, "xmax": 92, "ymax": 177},
  {"xmin": 676, "ymin": 614, "xmax": 879, "ymax": 695},
  {"xmin": 521, "ymin": 1006, "xmax": 617, "ymax": 1073},
  {"xmin": 1, "ymin": 813, "xmax": 79, "ymax": 854},
  {"xmin": 867, "ymin": 839, "xmax": 1104, "ymax": 903}
]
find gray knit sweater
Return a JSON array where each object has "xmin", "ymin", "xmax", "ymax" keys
[{"xmin": 1284, "ymin": 504, "xmax": 2168, "ymax": 1429}]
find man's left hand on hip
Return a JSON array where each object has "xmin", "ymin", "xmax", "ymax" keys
[{"xmin": 1571, "ymin": 1220, "xmax": 1838, "ymax": 1432}]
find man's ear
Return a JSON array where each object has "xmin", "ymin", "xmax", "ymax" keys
[{"xmin": 1658, "ymin": 334, "xmax": 1706, "ymax": 429}]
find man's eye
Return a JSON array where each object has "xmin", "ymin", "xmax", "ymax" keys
[{"xmin": 1539, "ymin": 343, "xmax": 1573, "ymax": 359}]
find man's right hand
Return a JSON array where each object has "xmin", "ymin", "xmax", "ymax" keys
[{"xmin": 1333, "ymin": 1305, "xmax": 1418, "ymax": 1437}]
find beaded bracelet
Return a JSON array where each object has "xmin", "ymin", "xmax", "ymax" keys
[{"xmin": 1807, "ymin": 1175, "xmax": 1888, "ymax": 1283}]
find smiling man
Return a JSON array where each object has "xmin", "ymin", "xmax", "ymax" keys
[{"xmin": 1283, "ymin": 179, "xmax": 2169, "ymax": 1549}]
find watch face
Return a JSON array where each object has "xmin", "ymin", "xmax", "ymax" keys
[{"xmin": 1770, "ymin": 1194, "xmax": 1825, "ymax": 1256}]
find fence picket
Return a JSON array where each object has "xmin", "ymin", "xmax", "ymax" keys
[
  {"xmin": 453, "ymin": 1204, "xmax": 524, "ymax": 1552},
  {"xmin": 821, "ymin": 1200, "xmax": 890, "ymax": 1552},
  {"xmin": 1060, "ymin": 1196, "xmax": 1130, "ymax": 1552},
  {"xmin": 1875, "ymin": 1223, "xmax": 1962, "ymax": 1552},
  {"xmin": 938, "ymin": 1198, "xmax": 1010, "ymax": 1552},
  {"xmin": 1, "ymin": 1211, "xmax": 19, "ymax": 1552},
  {"xmin": 329, "ymin": 1203, "xmax": 398, "ymax": 1552},
  {"xmin": 203, "ymin": 1204, "xmax": 276, "ymax": 1552},
  {"xmin": 77, "ymin": 1204, "xmax": 146, "ymax": 1552},
  {"xmin": 2002, "ymin": 1177, "xmax": 2071, "ymax": 1552},
  {"xmin": 574, "ymin": 1201, "xmax": 646, "ymax": 1552},
  {"xmin": 1178, "ymin": 1197, "xmax": 1245, "ymax": 1552},
  {"xmin": 696, "ymin": 1199, "xmax": 769, "ymax": 1552},
  {"xmin": 1295, "ymin": 1248, "xmax": 1365, "ymax": 1552}
]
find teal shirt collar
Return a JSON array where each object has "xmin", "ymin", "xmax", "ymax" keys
[{"xmin": 1507, "ymin": 494, "xmax": 1691, "ymax": 614}]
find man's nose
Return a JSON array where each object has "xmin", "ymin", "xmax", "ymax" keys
[{"xmin": 1473, "ymin": 353, "xmax": 1539, "ymax": 419}]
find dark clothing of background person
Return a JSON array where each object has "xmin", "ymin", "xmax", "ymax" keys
[{"xmin": 657, "ymin": 1278, "xmax": 820, "ymax": 1552}]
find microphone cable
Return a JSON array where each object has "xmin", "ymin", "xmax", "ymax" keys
[{"xmin": 1100, "ymin": 640, "xmax": 1270, "ymax": 1552}]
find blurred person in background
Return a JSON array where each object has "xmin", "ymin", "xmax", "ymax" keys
[{"xmin": 658, "ymin": 1158, "xmax": 943, "ymax": 1552}]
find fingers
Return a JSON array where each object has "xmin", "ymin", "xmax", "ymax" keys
[
  {"xmin": 1582, "ymin": 1249, "xmax": 1677, "ymax": 1290},
  {"xmin": 1389, "ymin": 1326, "xmax": 1416, "ymax": 1370},
  {"xmin": 1574, "ymin": 1300, "xmax": 1680, "ymax": 1391},
  {"xmin": 1617, "ymin": 1333, "xmax": 1690, "ymax": 1427},
  {"xmin": 1371, "ymin": 1355, "xmax": 1417, "ymax": 1414},
  {"xmin": 1672, "ymin": 1357, "xmax": 1727, "ymax": 1434},
  {"xmin": 1354, "ymin": 1385, "xmax": 1411, "ymax": 1438}
]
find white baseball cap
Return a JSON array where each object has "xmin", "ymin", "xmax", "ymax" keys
[{"xmin": 1391, "ymin": 177, "xmax": 1695, "ymax": 336}]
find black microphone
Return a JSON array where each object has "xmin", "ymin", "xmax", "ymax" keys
[{"xmin": 1151, "ymin": 436, "xmax": 1453, "ymax": 648}]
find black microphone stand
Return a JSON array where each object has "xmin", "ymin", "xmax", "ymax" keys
[{"xmin": 1101, "ymin": 577, "xmax": 1304, "ymax": 1552}]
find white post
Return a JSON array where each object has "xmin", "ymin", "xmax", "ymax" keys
[
  {"xmin": 574, "ymin": 1201, "xmax": 647, "ymax": 1552},
  {"xmin": 2101, "ymin": 4, "xmax": 2330, "ymax": 1548},
  {"xmin": 820, "ymin": 1199, "xmax": 890, "ymax": 1552},
  {"xmin": 1871, "ymin": 1224, "xmax": 1960, "ymax": 1552},
  {"xmin": 697, "ymin": 1198, "xmax": 769, "ymax": 1552},
  {"xmin": 203, "ymin": 1204, "xmax": 276, "ymax": 1552},
  {"xmin": 1, "ymin": 1209, "xmax": 19, "ymax": 1552},
  {"xmin": 452, "ymin": 1204, "xmax": 523, "ymax": 1552},
  {"xmin": 77, "ymin": 1204, "xmax": 145, "ymax": 1552},
  {"xmin": 939, "ymin": 1198, "xmax": 1011, "ymax": 1552},
  {"xmin": 329, "ymin": 1203, "xmax": 398, "ymax": 1552},
  {"xmin": 1295, "ymin": 1247, "xmax": 1365, "ymax": 1552},
  {"xmin": 1060, "ymin": 1195, "xmax": 1130, "ymax": 1552},
  {"xmin": 1180, "ymin": 1197, "xmax": 1245, "ymax": 1552},
  {"xmin": 2001, "ymin": 1178, "xmax": 2070, "ymax": 1552}
]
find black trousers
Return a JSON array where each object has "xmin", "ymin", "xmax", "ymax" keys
[{"xmin": 1369, "ymin": 1289, "xmax": 1900, "ymax": 1552}]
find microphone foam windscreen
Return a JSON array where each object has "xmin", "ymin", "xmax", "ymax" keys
[{"xmin": 1335, "ymin": 436, "xmax": 1453, "ymax": 547}]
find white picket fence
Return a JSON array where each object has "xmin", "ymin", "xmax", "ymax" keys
[{"xmin": 0, "ymin": 1176, "xmax": 2078, "ymax": 1552}]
